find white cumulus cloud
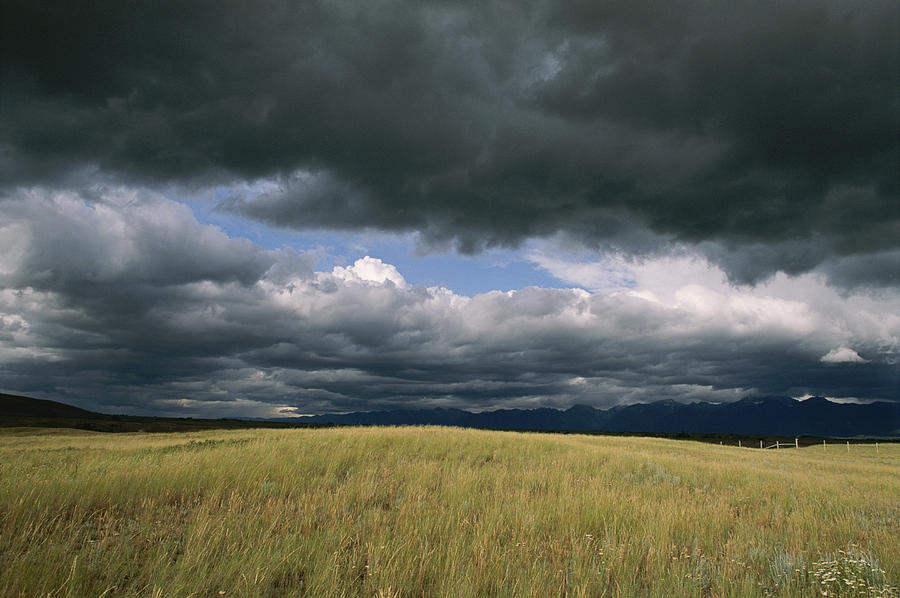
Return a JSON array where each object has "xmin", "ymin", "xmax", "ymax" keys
[
  {"xmin": 332, "ymin": 256, "xmax": 407, "ymax": 288},
  {"xmin": 820, "ymin": 347, "xmax": 868, "ymax": 364}
]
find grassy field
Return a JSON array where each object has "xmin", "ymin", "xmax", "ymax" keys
[{"xmin": 0, "ymin": 427, "xmax": 897, "ymax": 597}]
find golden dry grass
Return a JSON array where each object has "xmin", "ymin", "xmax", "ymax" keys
[{"xmin": 0, "ymin": 426, "xmax": 897, "ymax": 597}]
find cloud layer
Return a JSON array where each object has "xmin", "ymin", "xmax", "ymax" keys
[
  {"xmin": 1, "ymin": 189, "xmax": 896, "ymax": 416},
  {"xmin": 3, "ymin": 0, "xmax": 898, "ymax": 286}
]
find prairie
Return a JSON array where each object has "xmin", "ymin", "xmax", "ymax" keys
[{"xmin": 0, "ymin": 426, "xmax": 897, "ymax": 597}]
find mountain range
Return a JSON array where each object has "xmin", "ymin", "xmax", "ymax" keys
[
  {"xmin": 290, "ymin": 396, "xmax": 900, "ymax": 438},
  {"xmin": 2, "ymin": 393, "xmax": 899, "ymax": 437}
]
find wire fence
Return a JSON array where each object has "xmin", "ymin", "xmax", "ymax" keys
[{"xmin": 727, "ymin": 438, "xmax": 886, "ymax": 453}]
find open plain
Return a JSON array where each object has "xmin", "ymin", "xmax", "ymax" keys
[{"xmin": 1, "ymin": 426, "xmax": 897, "ymax": 597}]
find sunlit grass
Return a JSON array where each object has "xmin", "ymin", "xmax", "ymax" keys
[{"xmin": 1, "ymin": 426, "xmax": 897, "ymax": 597}]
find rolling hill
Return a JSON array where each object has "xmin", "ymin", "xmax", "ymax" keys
[{"xmin": 0, "ymin": 393, "xmax": 325, "ymax": 433}]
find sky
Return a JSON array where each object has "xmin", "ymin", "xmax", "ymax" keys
[{"xmin": 1, "ymin": 0, "xmax": 898, "ymax": 417}]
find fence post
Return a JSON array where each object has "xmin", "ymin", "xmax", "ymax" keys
[
  {"xmin": 776, "ymin": 441, "xmax": 780, "ymax": 449},
  {"xmin": 847, "ymin": 440, "xmax": 850, "ymax": 453},
  {"xmin": 823, "ymin": 439, "xmax": 826, "ymax": 451},
  {"xmin": 760, "ymin": 440, "xmax": 763, "ymax": 449},
  {"xmin": 876, "ymin": 442, "xmax": 879, "ymax": 454},
  {"xmin": 795, "ymin": 438, "xmax": 799, "ymax": 449},
  {"xmin": 739, "ymin": 440, "xmax": 742, "ymax": 448}
]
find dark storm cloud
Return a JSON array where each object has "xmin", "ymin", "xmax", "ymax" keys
[
  {"xmin": 2, "ymin": 0, "xmax": 897, "ymax": 285},
  {"xmin": 1, "ymin": 189, "xmax": 896, "ymax": 415}
]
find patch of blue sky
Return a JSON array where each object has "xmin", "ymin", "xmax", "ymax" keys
[
  {"xmin": 362, "ymin": 239, "xmax": 567, "ymax": 295},
  {"xmin": 177, "ymin": 195, "xmax": 566, "ymax": 296}
]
